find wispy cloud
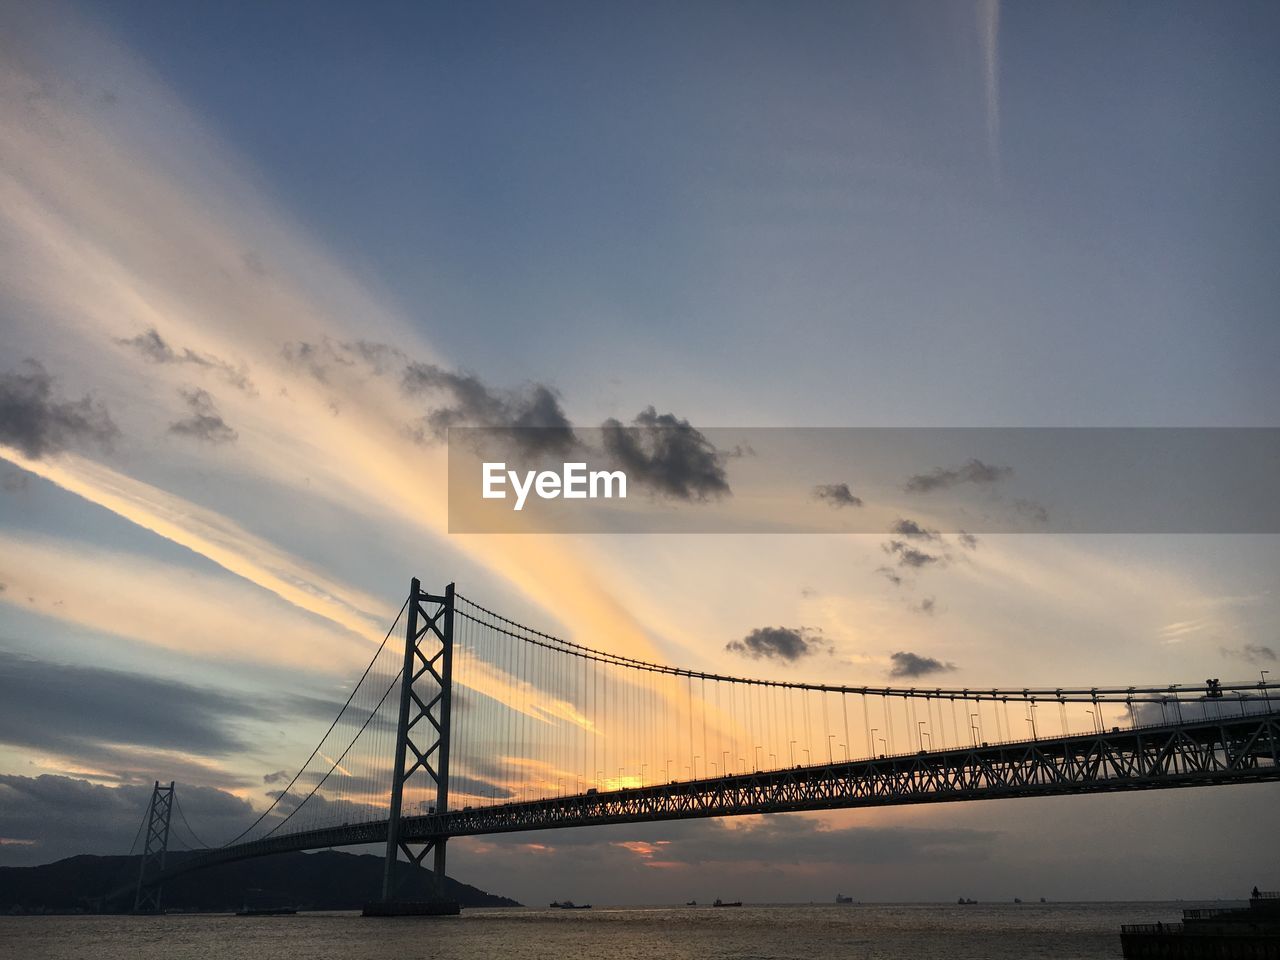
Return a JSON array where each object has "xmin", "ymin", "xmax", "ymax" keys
[
  {"xmin": 0, "ymin": 454, "xmax": 389, "ymax": 643},
  {"xmin": 116, "ymin": 327, "xmax": 255, "ymax": 395},
  {"xmin": 169, "ymin": 387, "xmax": 237, "ymax": 444},
  {"xmin": 0, "ymin": 531, "xmax": 379, "ymax": 668}
]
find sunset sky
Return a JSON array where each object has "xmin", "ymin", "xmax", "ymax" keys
[{"xmin": 1, "ymin": 0, "xmax": 1278, "ymax": 905}]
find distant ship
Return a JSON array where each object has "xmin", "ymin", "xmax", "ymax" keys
[
  {"xmin": 713, "ymin": 899, "xmax": 743, "ymax": 907},
  {"xmin": 836, "ymin": 894, "xmax": 854, "ymax": 904},
  {"xmin": 686, "ymin": 900, "xmax": 697, "ymax": 906},
  {"xmin": 958, "ymin": 897, "xmax": 978, "ymax": 904},
  {"xmin": 550, "ymin": 900, "xmax": 591, "ymax": 909},
  {"xmin": 235, "ymin": 906, "xmax": 297, "ymax": 916}
]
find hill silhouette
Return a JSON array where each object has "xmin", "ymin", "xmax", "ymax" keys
[{"xmin": 0, "ymin": 849, "xmax": 519, "ymax": 914}]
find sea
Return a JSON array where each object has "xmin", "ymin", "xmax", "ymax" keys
[{"xmin": 0, "ymin": 901, "xmax": 1231, "ymax": 960}]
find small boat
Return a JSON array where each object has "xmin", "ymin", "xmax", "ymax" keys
[
  {"xmin": 686, "ymin": 900, "xmax": 697, "ymax": 906},
  {"xmin": 836, "ymin": 894, "xmax": 854, "ymax": 904},
  {"xmin": 713, "ymin": 899, "xmax": 743, "ymax": 907},
  {"xmin": 958, "ymin": 897, "xmax": 977, "ymax": 904},
  {"xmin": 549, "ymin": 900, "xmax": 591, "ymax": 909},
  {"xmin": 235, "ymin": 907, "xmax": 297, "ymax": 916}
]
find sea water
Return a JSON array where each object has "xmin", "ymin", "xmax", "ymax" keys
[{"xmin": 0, "ymin": 901, "xmax": 1229, "ymax": 960}]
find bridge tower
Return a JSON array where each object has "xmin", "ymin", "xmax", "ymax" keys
[
  {"xmin": 133, "ymin": 780, "xmax": 174, "ymax": 913},
  {"xmin": 368, "ymin": 579, "xmax": 457, "ymax": 915}
]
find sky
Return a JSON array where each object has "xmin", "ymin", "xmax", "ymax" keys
[{"xmin": 0, "ymin": 0, "xmax": 1278, "ymax": 905}]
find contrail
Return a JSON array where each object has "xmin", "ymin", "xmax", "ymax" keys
[
  {"xmin": 977, "ymin": 0, "xmax": 1002, "ymax": 185},
  {"xmin": 319, "ymin": 752, "xmax": 354, "ymax": 778}
]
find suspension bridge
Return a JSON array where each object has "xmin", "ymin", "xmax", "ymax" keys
[{"xmin": 130, "ymin": 579, "xmax": 1280, "ymax": 913}]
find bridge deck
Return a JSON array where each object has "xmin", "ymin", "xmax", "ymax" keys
[{"xmin": 161, "ymin": 712, "xmax": 1278, "ymax": 881}]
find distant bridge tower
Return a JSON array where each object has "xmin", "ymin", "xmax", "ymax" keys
[
  {"xmin": 369, "ymin": 580, "xmax": 457, "ymax": 915},
  {"xmin": 133, "ymin": 780, "xmax": 174, "ymax": 913}
]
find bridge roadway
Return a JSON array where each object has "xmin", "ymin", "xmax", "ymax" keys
[{"xmin": 162, "ymin": 710, "xmax": 1279, "ymax": 882}]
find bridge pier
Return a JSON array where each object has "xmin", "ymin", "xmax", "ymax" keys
[{"xmin": 365, "ymin": 580, "xmax": 459, "ymax": 917}]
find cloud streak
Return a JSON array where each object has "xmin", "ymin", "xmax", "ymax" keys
[
  {"xmin": 0, "ymin": 458, "xmax": 390, "ymax": 646},
  {"xmin": 977, "ymin": 0, "xmax": 1002, "ymax": 184}
]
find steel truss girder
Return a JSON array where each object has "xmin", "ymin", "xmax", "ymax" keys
[
  {"xmin": 401, "ymin": 712, "xmax": 1279, "ymax": 839},
  {"xmin": 159, "ymin": 712, "xmax": 1279, "ymax": 884}
]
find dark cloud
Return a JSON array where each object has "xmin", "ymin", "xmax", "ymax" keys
[
  {"xmin": 958, "ymin": 530, "xmax": 979, "ymax": 549},
  {"xmin": 280, "ymin": 340, "xmax": 338, "ymax": 383},
  {"xmin": 0, "ymin": 774, "xmax": 254, "ymax": 865},
  {"xmin": 168, "ymin": 388, "xmax": 237, "ymax": 444},
  {"xmin": 0, "ymin": 360, "xmax": 119, "ymax": 459},
  {"xmin": 342, "ymin": 340, "xmax": 405, "ymax": 375},
  {"xmin": 888, "ymin": 651, "xmax": 957, "ymax": 678},
  {"xmin": 1221, "ymin": 644, "xmax": 1276, "ymax": 664},
  {"xmin": 648, "ymin": 816, "xmax": 993, "ymax": 867},
  {"xmin": 262, "ymin": 770, "xmax": 290, "ymax": 785},
  {"xmin": 0, "ymin": 651, "xmax": 349, "ymax": 780},
  {"xmin": 116, "ymin": 328, "xmax": 255, "ymax": 395},
  {"xmin": 883, "ymin": 540, "xmax": 940, "ymax": 568},
  {"xmin": 1013, "ymin": 498, "xmax": 1049, "ymax": 523},
  {"xmin": 0, "ymin": 650, "xmax": 258, "ymax": 758},
  {"xmin": 813, "ymin": 483, "xmax": 863, "ymax": 508},
  {"xmin": 890, "ymin": 518, "xmax": 938, "ymax": 540},
  {"xmin": 470, "ymin": 814, "xmax": 995, "ymax": 870},
  {"xmin": 285, "ymin": 338, "xmax": 410, "ymax": 380},
  {"xmin": 905, "ymin": 458, "xmax": 1012, "ymax": 493},
  {"xmin": 600, "ymin": 407, "xmax": 729, "ymax": 501},
  {"xmin": 725, "ymin": 626, "xmax": 825, "ymax": 662},
  {"xmin": 402, "ymin": 361, "xmax": 576, "ymax": 457},
  {"xmin": 916, "ymin": 597, "xmax": 936, "ymax": 616},
  {"xmin": 1132, "ymin": 695, "xmax": 1272, "ymax": 728},
  {"xmin": 876, "ymin": 566, "xmax": 904, "ymax": 587}
]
